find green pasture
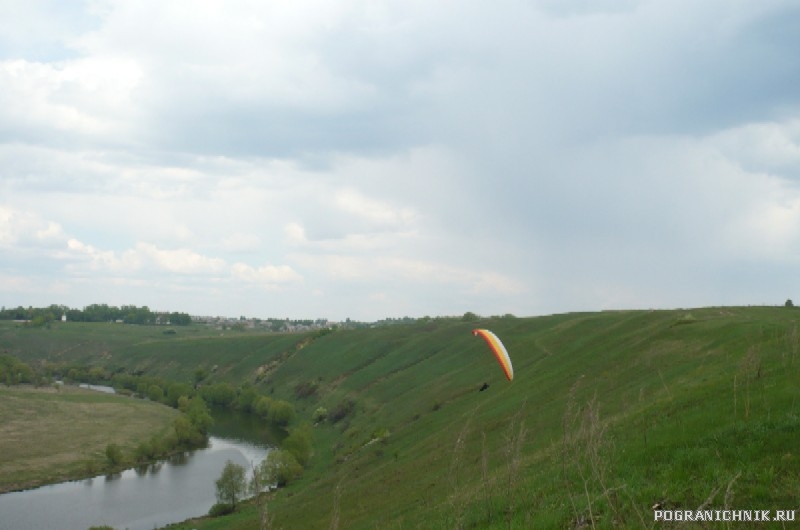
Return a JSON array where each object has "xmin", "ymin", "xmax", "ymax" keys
[
  {"xmin": 0, "ymin": 386, "xmax": 178, "ymax": 493},
  {"xmin": 3, "ymin": 307, "xmax": 800, "ymax": 528}
]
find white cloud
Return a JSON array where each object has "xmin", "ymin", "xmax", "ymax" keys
[
  {"xmin": 135, "ymin": 243, "xmax": 227, "ymax": 274},
  {"xmin": 710, "ymin": 119, "xmax": 800, "ymax": 175},
  {"xmin": 222, "ymin": 233, "xmax": 262, "ymax": 252},
  {"xmin": 230, "ymin": 263, "xmax": 302, "ymax": 286},
  {"xmin": 333, "ymin": 188, "xmax": 416, "ymax": 227},
  {"xmin": 0, "ymin": 57, "xmax": 142, "ymax": 140},
  {"xmin": 2, "ymin": 1, "xmax": 800, "ymax": 319},
  {"xmin": 0, "ymin": 206, "xmax": 67, "ymax": 247}
]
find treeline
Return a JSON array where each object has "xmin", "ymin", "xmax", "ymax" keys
[
  {"xmin": 0, "ymin": 354, "xmax": 297, "ymax": 430},
  {"xmin": 0, "ymin": 354, "xmax": 37, "ymax": 385},
  {"xmin": 60, "ymin": 365, "xmax": 297, "ymax": 427},
  {"xmin": 0, "ymin": 304, "xmax": 191, "ymax": 326}
]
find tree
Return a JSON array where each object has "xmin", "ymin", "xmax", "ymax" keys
[
  {"xmin": 257, "ymin": 449, "xmax": 302, "ymax": 487},
  {"xmin": 187, "ymin": 396, "xmax": 214, "ymax": 434},
  {"xmin": 249, "ymin": 462, "xmax": 274, "ymax": 530},
  {"xmin": 282, "ymin": 425, "xmax": 312, "ymax": 467},
  {"xmin": 167, "ymin": 381, "xmax": 193, "ymax": 407},
  {"xmin": 267, "ymin": 399, "xmax": 296, "ymax": 427},
  {"xmin": 215, "ymin": 460, "xmax": 247, "ymax": 509},
  {"xmin": 147, "ymin": 384, "xmax": 164, "ymax": 402},
  {"xmin": 461, "ymin": 311, "xmax": 479, "ymax": 322}
]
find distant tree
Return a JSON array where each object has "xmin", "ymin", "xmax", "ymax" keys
[
  {"xmin": 257, "ymin": 449, "xmax": 303, "ymax": 487},
  {"xmin": 237, "ymin": 384, "xmax": 259, "ymax": 412},
  {"xmin": 147, "ymin": 384, "xmax": 164, "ymax": 402},
  {"xmin": 215, "ymin": 460, "xmax": 247, "ymax": 509},
  {"xmin": 461, "ymin": 311, "xmax": 479, "ymax": 322},
  {"xmin": 282, "ymin": 425, "xmax": 312, "ymax": 467},
  {"xmin": 194, "ymin": 367, "xmax": 209, "ymax": 385},
  {"xmin": 267, "ymin": 399, "xmax": 296, "ymax": 427},
  {"xmin": 200, "ymin": 382, "xmax": 237, "ymax": 408},
  {"xmin": 170, "ymin": 312, "xmax": 192, "ymax": 325},
  {"xmin": 249, "ymin": 461, "xmax": 274, "ymax": 530},
  {"xmin": 253, "ymin": 395, "xmax": 273, "ymax": 419},
  {"xmin": 786, "ymin": 299, "xmax": 795, "ymax": 308},
  {"xmin": 187, "ymin": 396, "xmax": 214, "ymax": 434},
  {"xmin": 166, "ymin": 381, "xmax": 193, "ymax": 407},
  {"xmin": 0, "ymin": 355, "xmax": 34, "ymax": 385}
]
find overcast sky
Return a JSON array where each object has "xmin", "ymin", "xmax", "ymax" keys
[{"xmin": 2, "ymin": 1, "xmax": 800, "ymax": 321}]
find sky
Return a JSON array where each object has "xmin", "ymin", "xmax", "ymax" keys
[{"xmin": 2, "ymin": 0, "xmax": 800, "ymax": 321}]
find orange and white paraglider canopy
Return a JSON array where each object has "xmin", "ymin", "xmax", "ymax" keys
[{"xmin": 472, "ymin": 329, "xmax": 514, "ymax": 381}]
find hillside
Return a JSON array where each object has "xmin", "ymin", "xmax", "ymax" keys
[{"xmin": 3, "ymin": 307, "xmax": 800, "ymax": 528}]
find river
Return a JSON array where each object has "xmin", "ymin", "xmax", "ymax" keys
[{"xmin": 0, "ymin": 410, "xmax": 273, "ymax": 530}]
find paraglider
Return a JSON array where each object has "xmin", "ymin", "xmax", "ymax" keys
[{"xmin": 472, "ymin": 329, "xmax": 514, "ymax": 381}]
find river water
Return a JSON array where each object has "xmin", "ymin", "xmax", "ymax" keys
[{"xmin": 0, "ymin": 412, "xmax": 272, "ymax": 530}]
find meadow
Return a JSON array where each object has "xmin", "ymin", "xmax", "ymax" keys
[
  {"xmin": 2, "ymin": 306, "xmax": 799, "ymax": 528},
  {"xmin": 0, "ymin": 386, "xmax": 178, "ymax": 493}
]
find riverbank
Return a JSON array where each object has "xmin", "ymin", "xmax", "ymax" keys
[{"xmin": 0, "ymin": 385, "xmax": 179, "ymax": 493}]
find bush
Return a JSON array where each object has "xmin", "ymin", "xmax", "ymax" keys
[
  {"xmin": 105, "ymin": 443, "xmax": 124, "ymax": 468},
  {"xmin": 329, "ymin": 398, "xmax": 356, "ymax": 424},
  {"xmin": 294, "ymin": 380, "xmax": 318, "ymax": 399},
  {"xmin": 259, "ymin": 449, "xmax": 303, "ymax": 487},
  {"xmin": 268, "ymin": 399, "xmax": 296, "ymax": 427},
  {"xmin": 208, "ymin": 502, "xmax": 235, "ymax": 517},
  {"xmin": 312, "ymin": 407, "xmax": 328, "ymax": 423},
  {"xmin": 283, "ymin": 425, "xmax": 313, "ymax": 467}
]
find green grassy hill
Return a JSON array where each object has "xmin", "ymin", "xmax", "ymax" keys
[{"xmin": 3, "ymin": 307, "xmax": 799, "ymax": 528}]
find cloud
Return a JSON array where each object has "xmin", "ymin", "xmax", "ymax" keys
[
  {"xmin": 333, "ymin": 188, "xmax": 416, "ymax": 228},
  {"xmin": 710, "ymin": 119, "xmax": 800, "ymax": 176},
  {"xmin": 0, "ymin": 206, "xmax": 67, "ymax": 247},
  {"xmin": 231, "ymin": 263, "xmax": 302, "ymax": 286},
  {"xmin": 2, "ymin": 1, "xmax": 800, "ymax": 319}
]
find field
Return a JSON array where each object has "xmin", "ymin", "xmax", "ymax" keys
[
  {"xmin": 3, "ymin": 306, "xmax": 800, "ymax": 528},
  {"xmin": 0, "ymin": 386, "xmax": 179, "ymax": 493}
]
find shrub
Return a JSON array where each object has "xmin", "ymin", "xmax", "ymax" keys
[
  {"xmin": 208, "ymin": 502, "xmax": 235, "ymax": 517},
  {"xmin": 268, "ymin": 399, "xmax": 296, "ymax": 427},
  {"xmin": 283, "ymin": 426, "xmax": 313, "ymax": 467},
  {"xmin": 312, "ymin": 407, "xmax": 328, "ymax": 423},
  {"xmin": 259, "ymin": 449, "xmax": 303, "ymax": 487},
  {"xmin": 329, "ymin": 398, "xmax": 356, "ymax": 424},
  {"xmin": 105, "ymin": 443, "xmax": 124, "ymax": 468},
  {"xmin": 294, "ymin": 380, "xmax": 318, "ymax": 399}
]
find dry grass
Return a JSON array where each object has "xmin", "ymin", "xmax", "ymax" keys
[{"xmin": 0, "ymin": 385, "xmax": 178, "ymax": 492}]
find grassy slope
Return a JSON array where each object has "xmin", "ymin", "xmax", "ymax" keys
[
  {"xmin": 3, "ymin": 307, "xmax": 800, "ymax": 528},
  {"xmin": 0, "ymin": 386, "xmax": 179, "ymax": 493}
]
